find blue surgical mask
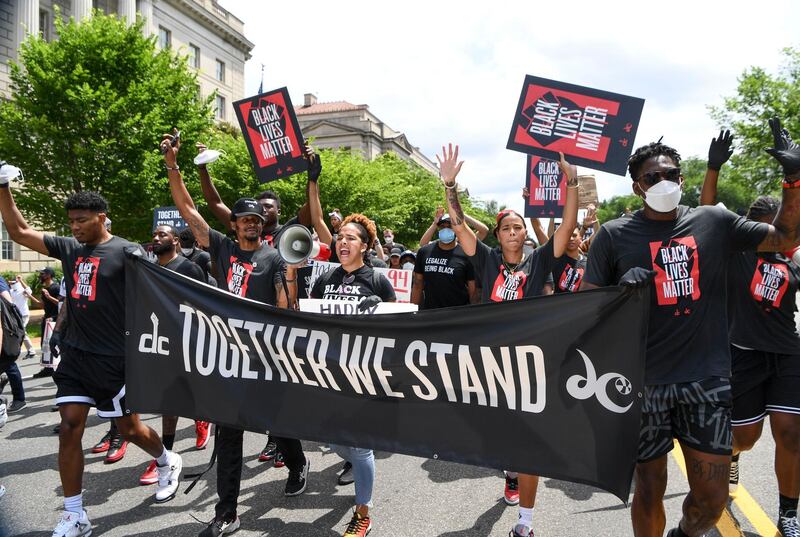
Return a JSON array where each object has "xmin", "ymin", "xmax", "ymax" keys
[{"xmin": 438, "ymin": 228, "xmax": 456, "ymax": 244}]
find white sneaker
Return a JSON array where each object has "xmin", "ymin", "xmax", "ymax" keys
[
  {"xmin": 52, "ymin": 509, "xmax": 92, "ymax": 536},
  {"xmin": 155, "ymin": 451, "xmax": 182, "ymax": 503},
  {"xmin": 0, "ymin": 397, "xmax": 7, "ymax": 429}
]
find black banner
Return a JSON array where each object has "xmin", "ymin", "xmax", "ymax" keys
[{"xmin": 125, "ymin": 259, "xmax": 649, "ymax": 501}]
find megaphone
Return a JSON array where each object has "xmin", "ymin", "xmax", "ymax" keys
[
  {"xmin": 193, "ymin": 149, "xmax": 223, "ymax": 166},
  {"xmin": 277, "ymin": 224, "xmax": 331, "ymax": 264}
]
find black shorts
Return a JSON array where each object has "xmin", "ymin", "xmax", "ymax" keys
[
  {"xmin": 637, "ymin": 377, "xmax": 732, "ymax": 463},
  {"xmin": 54, "ymin": 344, "xmax": 130, "ymax": 419},
  {"xmin": 731, "ymin": 346, "xmax": 800, "ymax": 426}
]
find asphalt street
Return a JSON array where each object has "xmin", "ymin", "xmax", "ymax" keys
[{"xmin": 0, "ymin": 358, "xmax": 787, "ymax": 536}]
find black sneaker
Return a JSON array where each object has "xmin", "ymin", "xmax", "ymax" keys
[
  {"xmin": 0, "ymin": 373, "xmax": 7, "ymax": 393},
  {"xmin": 198, "ymin": 514, "xmax": 240, "ymax": 536},
  {"xmin": 258, "ymin": 440, "xmax": 277, "ymax": 462},
  {"xmin": 729, "ymin": 456, "xmax": 739, "ymax": 493},
  {"xmin": 7, "ymin": 400, "xmax": 26, "ymax": 413},
  {"xmin": 284, "ymin": 458, "xmax": 309, "ymax": 496},
  {"xmin": 337, "ymin": 461, "xmax": 354, "ymax": 486},
  {"xmin": 32, "ymin": 368, "xmax": 54, "ymax": 378},
  {"xmin": 778, "ymin": 514, "xmax": 800, "ymax": 537}
]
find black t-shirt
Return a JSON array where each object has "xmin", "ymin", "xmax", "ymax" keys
[
  {"xmin": 42, "ymin": 282, "xmax": 61, "ymax": 319},
  {"xmin": 310, "ymin": 265, "xmax": 396, "ymax": 302},
  {"xmin": 584, "ymin": 205, "xmax": 769, "ymax": 384},
  {"xmin": 165, "ymin": 255, "xmax": 205, "ymax": 283},
  {"xmin": 371, "ymin": 257, "xmax": 387, "ymax": 268},
  {"xmin": 184, "ymin": 248, "xmax": 212, "ymax": 281},
  {"xmin": 415, "ymin": 241, "xmax": 476, "ymax": 309},
  {"xmin": 552, "ymin": 254, "xmax": 587, "ymax": 294},
  {"xmin": 44, "ymin": 235, "xmax": 136, "ymax": 356},
  {"xmin": 208, "ymin": 229, "xmax": 285, "ymax": 305},
  {"xmin": 728, "ymin": 251, "xmax": 800, "ymax": 354},
  {"xmin": 470, "ymin": 240, "xmax": 555, "ymax": 303}
]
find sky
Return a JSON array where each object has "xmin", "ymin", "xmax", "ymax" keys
[{"xmin": 220, "ymin": 0, "xmax": 800, "ymax": 218}]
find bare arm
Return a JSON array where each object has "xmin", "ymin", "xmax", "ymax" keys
[
  {"xmin": 53, "ymin": 301, "xmax": 67, "ymax": 330},
  {"xmin": 438, "ymin": 144, "xmax": 476, "ymax": 256},
  {"xmin": 196, "ymin": 144, "xmax": 233, "ymax": 228},
  {"xmin": 550, "ymin": 153, "xmax": 579, "ymax": 258},
  {"xmin": 420, "ymin": 207, "xmax": 444, "ymax": 247},
  {"xmin": 373, "ymin": 238, "xmax": 386, "ymax": 262},
  {"xmin": 164, "ymin": 136, "xmax": 211, "ymax": 248},
  {"xmin": 0, "ymin": 187, "xmax": 48, "ymax": 255},
  {"xmin": 411, "ymin": 273, "xmax": 424, "ymax": 306},
  {"xmin": 464, "ymin": 213, "xmax": 489, "ymax": 241},
  {"xmin": 699, "ymin": 169, "xmax": 719, "ymax": 206},
  {"xmin": 578, "ymin": 281, "xmax": 600, "ymax": 291}
]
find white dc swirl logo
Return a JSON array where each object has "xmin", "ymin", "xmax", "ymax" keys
[{"xmin": 566, "ymin": 349, "xmax": 633, "ymax": 413}]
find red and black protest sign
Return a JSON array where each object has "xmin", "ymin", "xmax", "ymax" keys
[
  {"xmin": 507, "ymin": 76, "xmax": 645, "ymax": 176},
  {"xmin": 524, "ymin": 156, "xmax": 566, "ymax": 218},
  {"xmin": 234, "ymin": 87, "xmax": 307, "ymax": 183}
]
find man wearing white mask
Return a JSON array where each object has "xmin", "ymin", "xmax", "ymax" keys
[
  {"xmin": 412, "ymin": 213, "xmax": 477, "ymax": 309},
  {"xmin": 581, "ymin": 121, "xmax": 800, "ymax": 537}
]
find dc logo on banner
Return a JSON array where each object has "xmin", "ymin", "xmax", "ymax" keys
[
  {"xmin": 566, "ymin": 349, "xmax": 634, "ymax": 413},
  {"xmin": 138, "ymin": 312, "xmax": 169, "ymax": 356}
]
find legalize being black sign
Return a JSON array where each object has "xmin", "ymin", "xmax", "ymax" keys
[{"xmin": 125, "ymin": 258, "xmax": 649, "ymax": 501}]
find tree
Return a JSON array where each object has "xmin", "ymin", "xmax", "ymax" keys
[
  {"xmin": 192, "ymin": 126, "xmax": 496, "ymax": 248},
  {"xmin": 0, "ymin": 10, "xmax": 213, "ymax": 241},
  {"xmin": 710, "ymin": 47, "xmax": 800, "ymax": 196}
]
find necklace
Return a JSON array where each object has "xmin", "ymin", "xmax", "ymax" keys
[{"xmin": 502, "ymin": 254, "xmax": 525, "ymax": 274}]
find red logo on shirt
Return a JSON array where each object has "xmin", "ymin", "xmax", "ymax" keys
[
  {"xmin": 558, "ymin": 265, "xmax": 584, "ymax": 293},
  {"xmin": 649, "ymin": 237, "xmax": 701, "ymax": 306},
  {"xmin": 71, "ymin": 256, "xmax": 100, "ymax": 302},
  {"xmin": 490, "ymin": 265, "xmax": 527, "ymax": 302},
  {"xmin": 749, "ymin": 259, "xmax": 789, "ymax": 309},
  {"xmin": 227, "ymin": 257, "xmax": 253, "ymax": 297}
]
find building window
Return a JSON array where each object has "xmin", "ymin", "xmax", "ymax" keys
[
  {"xmin": 215, "ymin": 60, "xmax": 226, "ymax": 83},
  {"xmin": 188, "ymin": 44, "xmax": 200, "ymax": 69},
  {"xmin": 0, "ymin": 224, "xmax": 15, "ymax": 260},
  {"xmin": 215, "ymin": 95, "xmax": 226, "ymax": 120},
  {"xmin": 39, "ymin": 10, "xmax": 51, "ymax": 41},
  {"xmin": 158, "ymin": 26, "xmax": 171, "ymax": 49}
]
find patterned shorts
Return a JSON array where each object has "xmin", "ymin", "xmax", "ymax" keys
[{"xmin": 637, "ymin": 377, "xmax": 732, "ymax": 463}]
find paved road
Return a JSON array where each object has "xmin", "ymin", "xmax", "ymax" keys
[{"xmin": 0, "ymin": 358, "xmax": 786, "ymax": 536}]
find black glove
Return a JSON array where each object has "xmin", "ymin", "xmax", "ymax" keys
[
  {"xmin": 707, "ymin": 129, "xmax": 733, "ymax": 171},
  {"xmin": 357, "ymin": 295, "xmax": 382, "ymax": 312},
  {"xmin": 49, "ymin": 330, "xmax": 61, "ymax": 357},
  {"xmin": 619, "ymin": 267, "xmax": 656, "ymax": 289},
  {"xmin": 305, "ymin": 141, "xmax": 322, "ymax": 182},
  {"xmin": 765, "ymin": 117, "xmax": 800, "ymax": 179}
]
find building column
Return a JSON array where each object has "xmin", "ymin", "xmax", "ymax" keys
[
  {"xmin": 72, "ymin": 0, "xmax": 92, "ymax": 22},
  {"xmin": 17, "ymin": 0, "xmax": 40, "ymax": 44},
  {"xmin": 118, "ymin": 0, "xmax": 136, "ymax": 25},
  {"xmin": 137, "ymin": 0, "xmax": 155, "ymax": 37}
]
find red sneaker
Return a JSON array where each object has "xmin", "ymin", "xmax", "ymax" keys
[
  {"xmin": 259, "ymin": 440, "xmax": 277, "ymax": 462},
  {"xmin": 104, "ymin": 434, "xmax": 128, "ymax": 464},
  {"xmin": 273, "ymin": 451, "xmax": 285, "ymax": 468},
  {"xmin": 195, "ymin": 421, "xmax": 211, "ymax": 450},
  {"xmin": 504, "ymin": 473, "xmax": 519, "ymax": 506},
  {"xmin": 342, "ymin": 510, "xmax": 372, "ymax": 537},
  {"xmin": 91, "ymin": 430, "xmax": 112, "ymax": 454},
  {"xmin": 139, "ymin": 460, "xmax": 158, "ymax": 485}
]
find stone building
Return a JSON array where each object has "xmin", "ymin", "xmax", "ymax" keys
[
  {"xmin": 0, "ymin": 0, "xmax": 252, "ymax": 273},
  {"xmin": 295, "ymin": 93, "xmax": 439, "ymax": 176}
]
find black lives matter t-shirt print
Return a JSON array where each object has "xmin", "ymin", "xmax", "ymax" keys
[
  {"xmin": 71, "ymin": 256, "xmax": 101, "ymax": 302},
  {"xmin": 649, "ymin": 237, "xmax": 701, "ymax": 314},
  {"xmin": 553, "ymin": 255, "xmax": 585, "ymax": 294},
  {"xmin": 749, "ymin": 259, "xmax": 790, "ymax": 310},
  {"xmin": 227, "ymin": 256, "xmax": 253, "ymax": 297}
]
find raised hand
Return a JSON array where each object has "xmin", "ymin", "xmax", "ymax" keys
[
  {"xmin": 765, "ymin": 117, "xmax": 800, "ymax": 179},
  {"xmin": 434, "ymin": 206, "xmax": 445, "ymax": 222},
  {"xmin": 707, "ymin": 129, "xmax": 734, "ymax": 171},
  {"xmin": 160, "ymin": 128, "xmax": 180, "ymax": 168},
  {"xmin": 304, "ymin": 141, "xmax": 322, "ymax": 182},
  {"xmin": 522, "ymin": 187, "xmax": 530, "ymax": 199},
  {"xmin": 436, "ymin": 143, "xmax": 464, "ymax": 186},
  {"xmin": 558, "ymin": 152, "xmax": 578, "ymax": 186}
]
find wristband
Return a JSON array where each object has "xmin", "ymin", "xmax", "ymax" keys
[
  {"xmin": 783, "ymin": 176, "xmax": 800, "ymax": 189},
  {"xmin": 165, "ymin": 165, "xmax": 180, "ymax": 171},
  {"xmin": 0, "ymin": 183, "xmax": 9, "ymax": 189},
  {"xmin": 444, "ymin": 182, "xmax": 457, "ymax": 190}
]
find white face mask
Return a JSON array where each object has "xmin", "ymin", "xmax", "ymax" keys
[
  {"xmin": 402, "ymin": 262, "xmax": 415, "ymax": 271},
  {"xmin": 383, "ymin": 235, "xmax": 393, "ymax": 245},
  {"xmin": 642, "ymin": 180, "xmax": 681, "ymax": 213},
  {"xmin": 180, "ymin": 247, "xmax": 194, "ymax": 256}
]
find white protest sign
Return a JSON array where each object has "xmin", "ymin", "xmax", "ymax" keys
[{"xmin": 299, "ymin": 299, "xmax": 418, "ymax": 315}]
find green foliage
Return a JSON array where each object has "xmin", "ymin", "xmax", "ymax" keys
[
  {"xmin": 710, "ymin": 47, "xmax": 800, "ymax": 196},
  {"xmin": 0, "ymin": 10, "xmax": 213, "ymax": 242},
  {"xmin": 194, "ymin": 128, "xmax": 498, "ymax": 249}
]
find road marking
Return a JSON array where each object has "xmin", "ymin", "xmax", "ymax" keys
[{"xmin": 670, "ymin": 441, "xmax": 778, "ymax": 537}]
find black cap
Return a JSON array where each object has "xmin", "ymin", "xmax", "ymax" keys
[
  {"xmin": 231, "ymin": 198, "xmax": 265, "ymax": 221},
  {"xmin": 38, "ymin": 267, "xmax": 55, "ymax": 277},
  {"xmin": 437, "ymin": 214, "xmax": 451, "ymax": 226}
]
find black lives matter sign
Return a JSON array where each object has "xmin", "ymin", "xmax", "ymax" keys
[
  {"xmin": 524, "ymin": 156, "xmax": 566, "ymax": 218},
  {"xmin": 507, "ymin": 76, "xmax": 645, "ymax": 176},
  {"xmin": 234, "ymin": 87, "xmax": 308, "ymax": 183}
]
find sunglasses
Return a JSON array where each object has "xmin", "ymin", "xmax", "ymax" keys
[{"xmin": 637, "ymin": 167, "xmax": 681, "ymax": 187}]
